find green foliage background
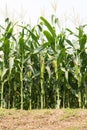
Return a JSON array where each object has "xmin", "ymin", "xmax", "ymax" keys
[{"xmin": 0, "ymin": 16, "xmax": 87, "ymax": 109}]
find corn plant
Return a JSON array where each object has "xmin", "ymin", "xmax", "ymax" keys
[
  {"xmin": 0, "ymin": 18, "xmax": 15, "ymax": 108},
  {"xmin": 40, "ymin": 16, "xmax": 67, "ymax": 108},
  {"xmin": 66, "ymin": 25, "xmax": 87, "ymax": 108}
]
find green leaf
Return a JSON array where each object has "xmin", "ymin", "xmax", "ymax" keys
[
  {"xmin": 5, "ymin": 18, "xmax": 9, "ymax": 23},
  {"xmin": 58, "ymin": 33, "xmax": 65, "ymax": 48},
  {"xmin": 37, "ymin": 24, "xmax": 42, "ymax": 31},
  {"xmin": 79, "ymin": 34, "xmax": 86, "ymax": 50},
  {"xmin": 66, "ymin": 28, "xmax": 74, "ymax": 35},
  {"xmin": 6, "ymin": 22, "xmax": 12, "ymax": 32},
  {"xmin": 4, "ymin": 39, "xmax": 10, "ymax": 56},
  {"xmin": 33, "ymin": 42, "xmax": 49, "ymax": 54},
  {"xmin": 24, "ymin": 27, "xmax": 39, "ymax": 44},
  {"xmin": 66, "ymin": 39, "xmax": 74, "ymax": 47},
  {"xmin": 44, "ymin": 30, "xmax": 55, "ymax": 52},
  {"xmin": 44, "ymin": 30, "xmax": 54, "ymax": 42},
  {"xmin": 6, "ymin": 27, "xmax": 13, "ymax": 39},
  {"xmin": 40, "ymin": 16, "xmax": 56, "ymax": 37},
  {"xmin": 18, "ymin": 37, "xmax": 25, "ymax": 55}
]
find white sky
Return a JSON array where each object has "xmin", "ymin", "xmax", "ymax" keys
[{"xmin": 0, "ymin": 0, "xmax": 87, "ymax": 28}]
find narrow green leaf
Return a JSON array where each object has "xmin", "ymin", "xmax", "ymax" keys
[
  {"xmin": 80, "ymin": 34, "xmax": 86, "ymax": 50},
  {"xmin": 66, "ymin": 39, "xmax": 74, "ymax": 47},
  {"xmin": 33, "ymin": 42, "xmax": 49, "ymax": 54},
  {"xmin": 40, "ymin": 16, "xmax": 56, "ymax": 37},
  {"xmin": 66, "ymin": 28, "xmax": 74, "ymax": 34},
  {"xmin": 6, "ymin": 22, "xmax": 12, "ymax": 32},
  {"xmin": 24, "ymin": 27, "xmax": 39, "ymax": 44},
  {"xmin": 44, "ymin": 31, "xmax": 55, "ymax": 52},
  {"xmin": 44, "ymin": 30, "xmax": 54, "ymax": 42}
]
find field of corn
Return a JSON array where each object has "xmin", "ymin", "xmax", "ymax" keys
[{"xmin": 0, "ymin": 15, "xmax": 87, "ymax": 110}]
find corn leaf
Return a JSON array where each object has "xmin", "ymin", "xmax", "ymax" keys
[{"xmin": 40, "ymin": 16, "xmax": 56, "ymax": 37}]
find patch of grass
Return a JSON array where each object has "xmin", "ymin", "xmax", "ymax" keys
[
  {"xmin": 60, "ymin": 108, "xmax": 78, "ymax": 121},
  {"xmin": 67, "ymin": 127, "xmax": 80, "ymax": 130},
  {"xmin": 28, "ymin": 109, "xmax": 53, "ymax": 115},
  {"xmin": 0, "ymin": 108, "xmax": 9, "ymax": 117},
  {"xmin": 0, "ymin": 108, "xmax": 18, "ymax": 117},
  {"xmin": 67, "ymin": 125, "xmax": 85, "ymax": 130}
]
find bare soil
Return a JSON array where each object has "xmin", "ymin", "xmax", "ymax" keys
[{"xmin": 0, "ymin": 108, "xmax": 87, "ymax": 130}]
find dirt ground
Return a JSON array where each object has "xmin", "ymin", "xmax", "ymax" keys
[{"xmin": 0, "ymin": 108, "xmax": 87, "ymax": 130}]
